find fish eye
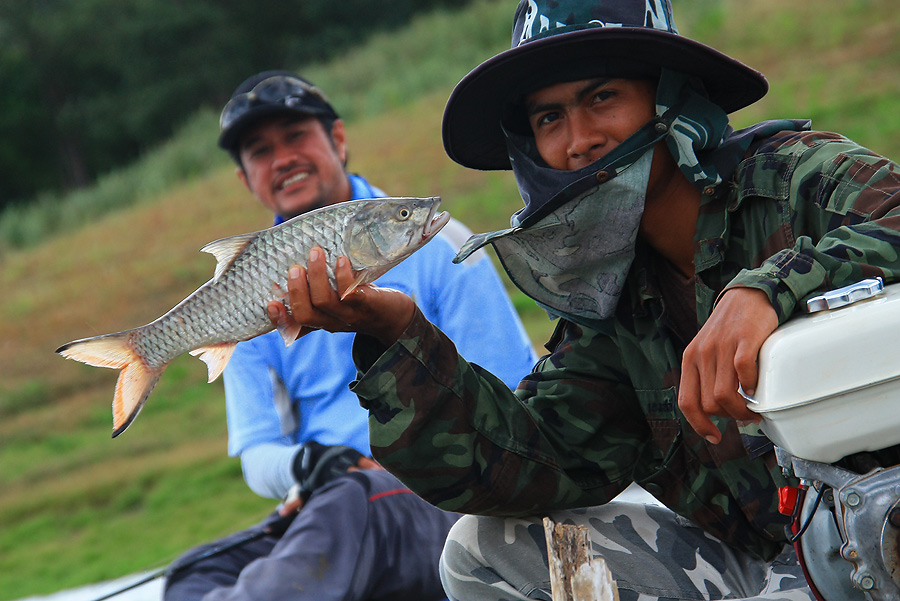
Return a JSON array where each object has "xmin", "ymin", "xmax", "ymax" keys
[{"xmin": 397, "ymin": 208, "xmax": 411, "ymax": 221}]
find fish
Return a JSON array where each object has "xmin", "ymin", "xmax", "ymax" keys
[{"xmin": 57, "ymin": 196, "xmax": 449, "ymax": 437}]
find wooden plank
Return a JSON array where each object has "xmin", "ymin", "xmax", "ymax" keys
[{"xmin": 543, "ymin": 517, "xmax": 619, "ymax": 601}]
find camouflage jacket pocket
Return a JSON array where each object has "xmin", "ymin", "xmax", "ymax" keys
[{"xmin": 635, "ymin": 387, "xmax": 680, "ymax": 457}]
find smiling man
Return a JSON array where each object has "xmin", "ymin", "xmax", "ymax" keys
[
  {"xmin": 268, "ymin": 1, "xmax": 900, "ymax": 600},
  {"xmin": 232, "ymin": 116, "xmax": 350, "ymax": 218},
  {"xmin": 161, "ymin": 70, "xmax": 537, "ymax": 601}
]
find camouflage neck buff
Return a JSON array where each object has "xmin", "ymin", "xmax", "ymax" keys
[
  {"xmin": 457, "ymin": 149, "xmax": 654, "ymax": 328},
  {"xmin": 454, "ymin": 69, "xmax": 808, "ymax": 328},
  {"xmin": 657, "ymin": 68, "xmax": 810, "ymax": 194}
]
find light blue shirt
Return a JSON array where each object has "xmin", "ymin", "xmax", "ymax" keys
[{"xmin": 223, "ymin": 174, "xmax": 538, "ymax": 498}]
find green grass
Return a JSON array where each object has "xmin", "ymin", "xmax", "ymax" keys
[{"xmin": 2, "ymin": 0, "xmax": 900, "ymax": 598}]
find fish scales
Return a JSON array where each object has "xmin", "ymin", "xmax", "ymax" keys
[
  {"xmin": 56, "ymin": 197, "xmax": 448, "ymax": 436},
  {"xmin": 132, "ymin": 202, "xmax": 364, "ymax": 367}
]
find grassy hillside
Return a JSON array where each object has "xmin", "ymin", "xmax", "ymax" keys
[{"xmin": 2, "ymin": 0, "xmax": 899, "ymax": 598}]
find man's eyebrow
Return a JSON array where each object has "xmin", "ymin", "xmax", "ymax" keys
[
  {"xmin": 575, "ymin": 77, "xmax": 615, "ymax": 102},
  {"xmin": 240, "ymin": 133, "xmax": 263, "ymax": 151},
  {"xmin": 240, "ymin": 116, "xmax": 309, "ymax": 151},
  {"xmin": 525, "ymin": 77, "xmax": 616, "ymax": 116}
]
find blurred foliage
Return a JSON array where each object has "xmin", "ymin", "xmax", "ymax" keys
[
  {"xmin": 0, "ymin": 0, "xmax": 471, "ymax": 208},
  {"xmin": 0, "ymin": 0, "xmax": 512, "ymax": 254}
]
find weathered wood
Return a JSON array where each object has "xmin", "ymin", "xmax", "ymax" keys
[{"xmin": 543, "ymin": 517, "xmax": 619, "ymax": 601}]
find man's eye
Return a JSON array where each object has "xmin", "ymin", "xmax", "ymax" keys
[
  {"xmin": 537, "ymin": 112, "xmax": 559, "ymax": 126},
  {"xmin": 593, "ymin": 90, "xmax": 615, "ymax": 104}
]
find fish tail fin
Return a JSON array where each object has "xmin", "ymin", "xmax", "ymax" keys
[
  {"xmin": 189, "ymin": 342, "xmax": 238, "ymax": 382},
  {"xmin": 112, "ymin": 361, "xmax": 163, "ymax": 437},
  {"xmin": 56, "ymin": 332, "xmax": 164, "ymax": 437}
]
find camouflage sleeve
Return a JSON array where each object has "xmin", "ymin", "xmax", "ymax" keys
[
  {"xmin": 351, "ymin": 309, "xmax": 653, "ymax": 516},
  {"xmin": 725, "ymin": 132, "xmax": 900, "ymax": 322}
]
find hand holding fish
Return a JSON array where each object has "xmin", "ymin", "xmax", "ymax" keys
[
  {"xmin": 266, "ymin": 246, "xmax": 416, "ymax": 347},
  {"xmin": 57, "ymin": 197, "xmax": 449, "ymax": 437}
]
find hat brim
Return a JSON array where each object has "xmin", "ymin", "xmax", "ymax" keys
[{"xmin": 442, "ymin": 27, "xmax": 768, "ymax": 171}]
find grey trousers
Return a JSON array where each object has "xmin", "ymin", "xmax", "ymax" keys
[
  {"xmin": 164, "ymin": 469, "xmax": 459, "ymax": 601},
  {"xmin": 440, "ymin": 500, "xmax": 817, "ymax": 601}
]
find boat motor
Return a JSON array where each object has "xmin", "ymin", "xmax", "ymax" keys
[{"xmin": 749, "ymin": 278, "xmax": 900, "ymax": 601}]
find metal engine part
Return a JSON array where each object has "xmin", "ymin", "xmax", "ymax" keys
[{"xmin": 777, "ymin": 448, "xmax": 900, "ymax": 600}]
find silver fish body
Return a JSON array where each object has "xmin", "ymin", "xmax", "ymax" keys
[{"xmin": 57, "ymin": 196, "xmax": 448, "ymax": 436}]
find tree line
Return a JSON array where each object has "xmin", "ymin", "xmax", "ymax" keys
[{"xmin": 0, "ymin": 0, "xmax": 467, "ymax": 211}]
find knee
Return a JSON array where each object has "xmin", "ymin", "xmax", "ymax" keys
[
  {"xmin": 440, "ymin": 514, "xmax": 551, "ymax": 601},
  {"xmin": 440, "ymin": 515, "xmax": 480, "ymax": 594}
]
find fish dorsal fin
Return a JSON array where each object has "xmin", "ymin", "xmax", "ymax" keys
[{"xmin": 201, "ymin": 232, "xmax": 259, "ymax": 281}]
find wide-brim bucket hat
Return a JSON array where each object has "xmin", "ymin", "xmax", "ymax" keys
[{"xmin": 442, "ymin": 0, "xmax": 768, "ymax": 171}]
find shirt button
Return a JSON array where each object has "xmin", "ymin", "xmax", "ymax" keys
[
  {"xmin": 703, "ymin": 185, "xmax": 716, "ymax": 196},
  {"xmin": 596, "ymin": 170, "xmax": 610, "ymax": 183}
]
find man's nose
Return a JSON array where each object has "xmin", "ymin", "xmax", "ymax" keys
[
  {"xmin": 567, "ymin": 114, "xmax": 607, "ymax": 167},
  {"xmin": 272, "ymin": 143, "xmax": 297, "ymax": 169}
]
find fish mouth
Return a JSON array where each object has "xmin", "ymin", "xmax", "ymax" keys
[{"xmin": 423, "ymin": 201, "xmax": 450, "ymax": 240}]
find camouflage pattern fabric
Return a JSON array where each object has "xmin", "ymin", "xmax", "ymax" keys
[
  {"xmin": 461, "ymin": 150, "xmax": 653, "ymax": 328},
  {"xmin": 350, "ymin": 129, "xmax": 900, "ymax": 562},
  {"xmin": 440, "ymin": 501, "xmax": 815, "ymax": 601}
]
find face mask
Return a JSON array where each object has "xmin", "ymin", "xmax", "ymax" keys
[
  {"xmin": 455, "ymin": 69, "xmax": 808, "ymax": 329},
  {"xmin": 456, "ymin": 149, "xmax": 654, "ymax": 329}
]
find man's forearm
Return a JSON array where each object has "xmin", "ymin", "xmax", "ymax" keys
[{"xmin": 241, "ymin": 442, "xmax": 302, "ymax": 499}]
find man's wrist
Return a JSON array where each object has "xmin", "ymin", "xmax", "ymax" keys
[{"xmin": 290, "ymin": 441, "xmax": 364, "ymax": 502}]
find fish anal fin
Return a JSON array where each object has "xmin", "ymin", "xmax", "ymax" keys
[
  {"xmin": 190, "ymin": 342, "xmax": 238, "ymax": 382},
  {"xmin": 201, "ymin": 232, "xmax": 259, "ymax": 281}
]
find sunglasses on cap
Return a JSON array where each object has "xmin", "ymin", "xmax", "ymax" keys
[{"xmin": 219, "ymin": 76, "xmax": 336, "ymax": 132}]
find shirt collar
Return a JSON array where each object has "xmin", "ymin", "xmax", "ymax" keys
[{"xmin": 272, "ymin": 173, "xmax": 385, "ymax": 226}]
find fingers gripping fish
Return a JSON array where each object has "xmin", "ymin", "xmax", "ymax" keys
[{"xmin": 57, "ymin": 197, "xmax": 449, "ymax": 437}]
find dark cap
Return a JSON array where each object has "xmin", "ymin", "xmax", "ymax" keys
[
  {"xmin": 442, "ymin": 0, "xmax": 768, "ymax": 171},
  {"xmin": 218, "ymin": 70, "xmax": 339, "ymax": 153}
]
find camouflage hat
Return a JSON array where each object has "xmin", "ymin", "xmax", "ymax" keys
[{"xmin": 442, "ymin": 0, "xmax": 768, "ymax": 171}]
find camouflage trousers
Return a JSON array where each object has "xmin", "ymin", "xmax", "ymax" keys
[{"xmin": 440, "ymin": 500, "xmax": 816, "ymax": 601}]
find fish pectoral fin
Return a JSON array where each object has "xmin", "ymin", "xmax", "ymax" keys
[
  {"xmin": 338, "ymin": 271, "xmax": 369, "ymax": 300},
  {"xmin": 276, "ymin": 321, "xmax": 303, "ymax": 347},
  {"xmin": 190, "ymin": 343, "xmax": 238, "ymax": 382},
  {"xmin": 200, "ymin": 232, "xmax": 260, "ymax": 281}
]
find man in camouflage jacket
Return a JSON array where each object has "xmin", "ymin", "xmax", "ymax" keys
[{"xmin": 267, "ymin": 1, "xmax": 900, "ymax": 599}]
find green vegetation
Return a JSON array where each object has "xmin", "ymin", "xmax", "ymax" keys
[
  {"xmin": 2, "ymin": 0, "xmax": 899, "ymax": 598},
  {"xmin": 0, "ymin": 0, "xmax": 470, "ymax": 205}
]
